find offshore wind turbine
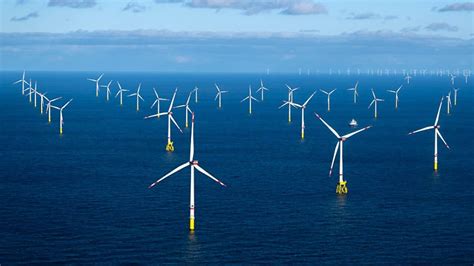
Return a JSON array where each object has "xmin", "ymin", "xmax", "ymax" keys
[
  {"xmin": 150, "ymin": 88, "xmax": 169, "ymax": 119},
  {"xmin": 279, "ymin": 84, "xmax": 298, "ymax": 122},
  {"xmin": 174, "ymin": 90, "xmax": 193, "ymax": 127},
  {"xmin": 38, "ymin": 92, "xmax": 47, "ymax": 114},
  {"xmin": 404, "ymin": 74, "xmax": 412, "ymax": 84},
  {"xmin": 256, "ymin": 79, "xmax": 269, "ymax": 101},
  {"xmin": 214, "ymin": 84, "xmax": 228, "ymax": 109},
  {"xmin": 408, "ymin": 97, "xmax": 450, "ymax": 171},
  {"xmin": 51, "ymin": 99, "xmax": 73, "ymax": 135},
  {"xmin": 13, "ymin": 71, "xmax": 28, "ymax": 95},
  {"xmin": 101, "ymin": 80, "xmax": 113, "ymax": 101},
  {"xmin": 387, "ymin": 85, "xmax": 403, "ymax": 109},
  {"xmin": 193, "ymin": 87, "xmax": 198, "ymax": 103},
  {"xmin": 115, "ymin": 82, "xmax": 129, "ymax": 106},
  {"xmin": 45, "ymin": 96, "xmax": 62, "ymax": 123},
  {"xmin": 368, "ymin": 89, "xmax": 384, "ymax": 118},
  {"xmin": 87, "ymin": 73, "xmax": 104, "ymax": 97},
  {"xmin": 320, "ymin": 89, "xmax": 336, "ymax": 111},
  {"xmin": 27, "ymin": 79, "xmax": 33, "ymax": 103},
  {"xmin": 240, "ymin": 85, "xmax": 259, "ymax": 114},
  {"xmin": 145, "ymin": 88, "xmax": 182, "ymax": 152},
  {"xmin": 288, "ymin": 91, "xmax": 316, "ymax": 139},
  {"xmin": 128, "ymin": 83, "xmax": 144, "ymax": 111},
  {"xmin": 450, "ymin": 74, "xmax": 456, "ymax": 85},
  {"xmin": 446, "ymin": 92, "xmax": 452, "ymax": 114},
  {"xmin": 453, "ymin": 88, "xmax": 460, "ymax": 106},
  {"xmin": 315, "ymin": 113, "xmax": 372, "ymax": 194},
  {"xmin": 148, "ymin": 113, "xmax": 226, "ymax": 231},
  {"xmin": 347, "ymin": 81, "xmax": 359, "ymax": 103}
]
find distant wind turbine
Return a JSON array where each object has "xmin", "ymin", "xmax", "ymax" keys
[
  {"xmin": 368, "ymin": 89, "xmax": 384, "ymax": 118},
  {"xmin": 320, "ymin": 89, "xmax": 336, "ymax": 111},
  {"xmin": 241, "ymin": 85, "xmax": 259, "ymax": 114},
  {"xmin": 256, "ymin": 79, "xmax": 269, "ymax": 101},
  {"xmin": 347, "ymin": 81, "xmax": 359, "ymax": 104},
  {"xmin": 387, "ymin": 85, "xmax": 403, "ymax": 109}
]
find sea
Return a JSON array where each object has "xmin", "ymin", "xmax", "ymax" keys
[{"xmin": 0, "ymin": 71, "xmax": 473, "ymax": 264}]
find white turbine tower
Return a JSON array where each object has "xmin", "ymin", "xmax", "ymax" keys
[
  {"xmin": 45, "ymin": 96, "xmax": 62, "ymax": 123},
  {"xmin": 51, "ymin": 99, "xmax": 73, "ymax": 135},
  {"xmin": 287, "ymin": 91, "xmax": 316, "ymax": 139},
  {"xmin": 174, "ymin": 90, "xmax": 193, "ymax": 127},
  {"xmin": 13, "ymin": 71, "xmax": 28, "ymax": 95},
  {"xmin": 150, "ymin": 88, "xmax": 169, "ymax": 119},
  {"xmin": 214, "ymin": 84, "xmax": 228, "ymax": 109},
  {"xmin": 145, "ymin": 88, "xmax": 182, "ymax": 152},
  {"xmin": 315, "ymin": 113, "xmax": 372, "ymax": 194},
  {"xmin": 320, "ymin": 89, "xmax": 336, "ymax": 112},
  {"xmin": 101, "ymin": 80, "xmax": 113, "ymax": 101},
  {"xmin": 128, "ymin": 83, "xmax": 144, "ymax": 111},
  {"xmin": 87, "ymin": 73, "xmax": 104, "ymax": 97},
  {"xmin": 387, "ymin": 85, "xmax": 403, "ymax": 109},
  {"xmin": 27, "ymin": 79, "xmax": 33, "ymax": 103},
  {"xmin": 240, "ymin": 85, "xmax": 259, "ymax": 114},
  {"xmin": 256, "ymin": 79, "xmax": 269, "ymax": 101},
  {"xmin": 368, "ymin": 89, "xmax": 384, "ymax": 118},
  {"xmin": 115, "ymin": 82, "xmax": 129, "ymax": 106},
  {"xmin": 148, "ymin": 113, "xmax": 226, "ymax": 231},
  {"xmin": 408, "ymin": 97, "xmax": 450, "ymax": 171},
  {"xmin": 347, "ymin": 81, "xmax": 359, "ymax": 104},
  {"xmin": 453, "ymin": 88, "xmax": 460, "ymax": 106},
  {"xmin": 446, "ymin": 92, "xmax": 452, "ymax": 114}
]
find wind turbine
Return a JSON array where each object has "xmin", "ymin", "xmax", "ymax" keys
[
  {"xmin": 347, "ymin": 81, "xmax": 359, "ymax": 103},
  {"xmin": 115, "ymin": 82, "xmax": 129, "ymax": 106},
  {"xmin": 320, "ymin": 89, "xmax": 336, "ymax": 112},
  {"xmin": 148, "ymin": 113, "xmax": 226, "ymax": 231},
  {"xmin": 193, "ymin": 87, "xmax": 198, "ymax": 103},
  {"xmin": 13, "ymin": 71, "xmax": 28, "ymax": 95},
  {"xmin": 463, "ymin": 72, "xmax": 469, "ymax": 84},
  {"xmin": 150, "ymin": 88, "xmax": 169, "ymax": 119},
  {"xmin": 87, "ymin": 73, "xmax": 104, "ymax": 97},
  {"xmin": 450, "ymin": 74, "xmax": 456, "ymax": 85},
  {"xmin": 174, "ymin": 90, "xmax": 193, "ymax": 127},
  {"xmin": 404, "ymin": 74, "xmax": 412, "ymax": 84},
  {"xmin": 214, "ymin": 84, "xmax": 228, "ymax": 109},
  {"xmin": 27, "ymin": 79, "xmax": 33, "ymax": 103},
  {"xmin": 38, "ymin": 92, "xmax": 47, "ymax": 114},
  {"xmin": 446, "ymin": 92, "xmax": 452, "ymax": 114},
  {"xmin": 287, "ymin": 91, "xmax": 316, "ymax": 139},
  {"xmin": 145, "ymin": 88, "xmax": 182, "ymax": 152},
  {"xmin": 387, "ymin": 85, "xmax": 403, "ymax": 109},
  {"xmin": 256, "ymin": 79, "xmax": 269, "ymax": 101},
  {"xmin": 408, "ymin": 97, "xmax": 450, "ymax": 171},
  {"xmin": 315, "ymin": 113, "xmax": 372, "ymax": 194},
  {"xmin": 240, "ymin": 85, "xmax": 259, "ymax": 114},
  {"xmin": 453, "ymin": 88, "xmax": 460, "ymax": 106},
  {"xmin": 51, "ymin": 99, "xmax": 73, "ymax": 135},
  {"xmin": 279, "ymin": 84, "xmax": 298, "ymax": 123},
  {"xmin": 45, "ymin": 96, "xmax": 62, "ymax": 123},
  {"xmin": 368, "ymin": 89, "xmax": 384, "ymax": 118},
  {"xmin": 128, "ymin": 83, "xmax": 144, "ymax": 111},
  {"xmin": 101, "ymin": 80, "xmax": 113, "ymax": 101},
  {"xmin": 26, "ymin": 82, "xmax": 38, "ymax": 107}
]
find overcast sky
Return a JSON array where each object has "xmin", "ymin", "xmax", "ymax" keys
[{"xmin": 1, "ymin": 0, "xmax": 473, "ymax": 72}]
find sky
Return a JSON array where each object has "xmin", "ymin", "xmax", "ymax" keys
[{"xmin": 1, "ymin": 0, "xmax": 473, "ymax": 72}]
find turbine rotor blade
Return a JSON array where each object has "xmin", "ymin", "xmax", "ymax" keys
[
  {"xmin": 194, "ymin": 165, "xmax": 226, "ymax": 187},
  {"xmin": 148, "ymin": 162, "xmax": 190, "ymax": 188}
]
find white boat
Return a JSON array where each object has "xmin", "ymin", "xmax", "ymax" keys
[{"xmin": 349, "ymin": 118, "xmax": 358, "ymax": 127}]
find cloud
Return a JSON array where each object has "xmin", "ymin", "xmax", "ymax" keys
[
  {"xmin": 401, "ymin": 26, "xmax": 421, "ymax": 33},
  {"xmin": 15, "ymin": 0, "xmax": 30, "ymax": 5},
  {"xmin": 10, "ymin": 12, "xmax": 39, "ymax": 22},
  {"xmin": 47, "ymin": 0, "xmax": 97, "ymax": 8},
  {"xmin": 183, "ymin": 0, "xmax": 327, "ymax": 15},
  {"xmin": 425, "ymin": 23, "xmax": 459, "ymax": 32},
  {"xmin": 346, "ymin": 12, "xmax": 381, "ymax": 20},
  {"xmin": 437, "ymin": 2, "xmax": 474, "ymax": 12},
  {"xmin": 175, "ymin": 55, "xmax": 191, "ymax": 63},
  {"xmin": 123, "ymin": 1, "xmax": 146, "ymax": 13}
]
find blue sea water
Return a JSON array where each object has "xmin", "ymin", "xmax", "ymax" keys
[{"xmin": 0, "ymin": 71, "xmax": 473, "ymax": 264}]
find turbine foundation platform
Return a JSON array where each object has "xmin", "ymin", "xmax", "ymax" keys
[
  {"xmin": 336, "ymin": 181, "xmax": 348, "ymax": 194},
  {"xmin": 166, "ymin": 141, "xmax": 174, "ymax": 152}
]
